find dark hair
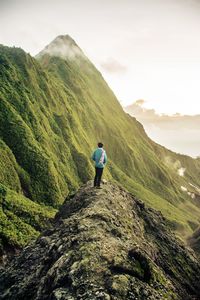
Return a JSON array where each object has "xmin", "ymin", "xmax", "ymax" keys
[{"xmin": 98, "ymin": 142, "xmax": 103, "ymax": 148}]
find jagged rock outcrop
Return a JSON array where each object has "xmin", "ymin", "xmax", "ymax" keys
[
  {"xmin": 188, "ymin": 227, "xmax": 200, "ymax": 256},
  {"xmin": 0, "ymin": 182, "xmax": 200, "ymax": 300}
]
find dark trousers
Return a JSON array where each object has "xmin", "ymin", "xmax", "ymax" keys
[{"xmin": 94, "ymin": 167, "xmax": 103, "ymax": 187}]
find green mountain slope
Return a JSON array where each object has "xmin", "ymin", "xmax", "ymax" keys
[{"xmin": 0, "ymin": 36, "xmax": 200, "ymax": 256}]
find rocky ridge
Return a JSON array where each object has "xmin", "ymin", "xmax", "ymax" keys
[
  {"xmin": 188, "ymin": 227, "xmax": 200, "ymax": 256},
  {"xmin": 0, "ymin": 182, "xmax": 200, "ymax": 300}
]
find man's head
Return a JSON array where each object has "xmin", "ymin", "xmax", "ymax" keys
[{"xmin": 98, "ymin": 142, "xmax": 103, "ymax": 148}]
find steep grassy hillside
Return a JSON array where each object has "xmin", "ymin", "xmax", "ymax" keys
[
  {"xmin": 0, "ymin": 36, "xmax": 200, "ymax": 255},
  {"xmin": 0, "ymin": 182, "xmax": 55, "ymax": 263}
]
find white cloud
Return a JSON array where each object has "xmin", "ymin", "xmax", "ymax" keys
[
  {"xmin": 178, "ymin": 168, "xmax": 186, "ymax": 177},
  {"xmin": 36, "ymin": 35, "xmax": 84, "ymax": 60},
  {"xmin": 100, "ymin": 58, "xmax": 127, "ymax": 74},
  {"xmin": 181, "ymin": 186, "xmax": 187, "ymax": 192}
]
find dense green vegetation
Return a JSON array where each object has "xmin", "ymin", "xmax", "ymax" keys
[
  {"xmin": 0, "ymin": 182, "xmax": 55, "ymax": 253},
  {"xmin": 0, "ymin": 36, "xmax": 200, "ymax": 253}
]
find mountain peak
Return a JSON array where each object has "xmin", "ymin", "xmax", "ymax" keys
[
  {"xmin": 51, "ymin": 34, "xmax": 78, "ymax": 46},
  {"xmin": 36, "ymin": 34, "xmax": 84, "ymax": 60}
]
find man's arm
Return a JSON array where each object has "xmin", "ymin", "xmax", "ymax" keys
[{"xmin": 104, "ymin": 152, "xmax": 107, "ymax": 164}]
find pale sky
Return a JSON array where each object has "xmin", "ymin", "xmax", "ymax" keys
[
  {"xmin": 125, "ymin": 101, "xmax": 200, "ymax": 157},
  {"xmin": 1, "ymin": 0, "xmax": 200, "ymax": 115}
]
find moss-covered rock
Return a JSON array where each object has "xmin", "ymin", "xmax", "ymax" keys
[
  {"xmin": 0, "ymin": 182, "xmax": 199, "ymax": 299},
  {"xmin": 188, "ymin": 226, "xmax": 200, "ymax": 256}
]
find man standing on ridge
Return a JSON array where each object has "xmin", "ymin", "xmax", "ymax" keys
[{"xmin": 91, "ymin": 142, "xmax": 107, "ymax": 188}]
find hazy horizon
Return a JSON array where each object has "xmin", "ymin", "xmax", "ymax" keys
[
  {"xmin": 125, "ymin": 100, "xmax": 200, "ymax": 157},
  {"xmin": 1, "ymin": 0, "xmax": 200, "ymax": 116}
]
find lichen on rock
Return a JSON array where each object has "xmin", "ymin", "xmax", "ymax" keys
[{"xmin": 0, "ymin": 181, "xmax": 200, "ymax": 300}]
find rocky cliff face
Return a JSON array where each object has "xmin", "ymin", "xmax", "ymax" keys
[
  {"xmin": 0, "ymin": 182, "xmax": 200, "ymax": 300},
  {"xmin": 188, "ymin": 227, "xmax": 200, "ymax": 256}
]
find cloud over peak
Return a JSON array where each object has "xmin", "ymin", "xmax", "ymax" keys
[
  {"xmin": 100, "ymin": 58, "xmax": 127, "ymax": 74},
  {"xmin": 36, "ymin": 35, "xmax": 84, "ymax": 60}
]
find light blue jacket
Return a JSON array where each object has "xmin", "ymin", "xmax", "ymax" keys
[{"xmin": 91, "ymin": 147, "xmax": 107, "ymax": 168}]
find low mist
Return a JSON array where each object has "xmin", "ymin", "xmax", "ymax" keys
[{"xmin": 125, "ymin": 100, "xmax": 200, "ymax": 158}]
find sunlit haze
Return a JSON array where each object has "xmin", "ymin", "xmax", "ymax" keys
[
  {"xmin": 125, "ymin": 100, "xmax": 200, "ymax": 157},
  {"xmin": 1, "ymin": 0, "xmax": 200, "ymax": 115}
]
